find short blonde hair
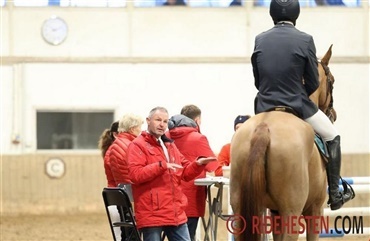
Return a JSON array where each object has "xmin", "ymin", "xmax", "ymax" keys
[{"xmin": 118, "ymin": 114, "xmax": 144, "ymax": 132}]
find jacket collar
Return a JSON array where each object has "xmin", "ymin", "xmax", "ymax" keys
[
  {"xmin": 277, "ymin": 20, "xmax": 294, "ymax": 25},
  {"xmin": 117, "ymin": 132, "xmax": 136, "ymax": 141},
  {"xmin": 141, "ymin": 131, "xmax": 173, "ymax": 145},
  {"xmin": 168, "ymin": 114, "xmax": 197, "ymax": 130}
]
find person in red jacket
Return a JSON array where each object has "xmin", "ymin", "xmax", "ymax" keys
[
  {"xmin": 167, "ymin": 104, "xmax": 218, "ymax": 241},
  {"xmin": 127, "ymin": 106, "xmax": 216, "ymax": 241},
  {"xmin": 109, "ymin": 113, "xmax": 144, "ymax": 185},
  {"xmin": 98, "ymin": 120, "xmax": 119, "ymax": 187},
  {"xmin": 98, "ymin": 120, "xmax": 122, "ymax": 241},
  {"xmin": 215, "ymin": 115, "xmax": 251, "ymax": 177}
]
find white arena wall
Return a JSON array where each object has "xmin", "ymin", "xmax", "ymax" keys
[
  {"xmin": 1, "ymin": 62, "xmax": 369, "ymax": 154},
  {"xmin": 0, "ymin": 5, "xmax": 369, "ymax": 214}
]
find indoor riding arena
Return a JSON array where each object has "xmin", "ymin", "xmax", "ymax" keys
[{"xmin": 1, "ymin": 0, "xmax": 369, "ymax": 241}]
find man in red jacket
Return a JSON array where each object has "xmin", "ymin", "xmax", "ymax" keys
[
  {"xmin": 167, "ymin": 104, "xmax": 218, "ymax": 241},
  {"xmin": 127, "ymin": 106, "xmax": 216, "ymax": 241}
]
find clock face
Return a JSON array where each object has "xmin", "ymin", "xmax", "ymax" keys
[{"xmin": 41, "ymin": 16, "xmax": 68, "ymax": 45}]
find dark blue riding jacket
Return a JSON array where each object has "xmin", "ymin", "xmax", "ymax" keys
[{"xmin": 251, "ymin": 22, "xmax": 319, "ymax": 119}]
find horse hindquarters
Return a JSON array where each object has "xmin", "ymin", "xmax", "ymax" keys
[
  {"xmin": 267, "ymin": 119, "xmax": 321, "ymax": 241},
  {"xmin": 232, "ymin": 122, "xmax": 270, "ymax": 241},
  {"xmin": 231, "ymin": 112, "xmax": 326, "ymax": 241}
]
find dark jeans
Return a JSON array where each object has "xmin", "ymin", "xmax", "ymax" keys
[
  {"xmin": 187, "ymin": 217, "xmax": 199, "ymax": 241},
  {"xmin": 141, "ymin": 223, "xmax": 190, "ymax": 241}
]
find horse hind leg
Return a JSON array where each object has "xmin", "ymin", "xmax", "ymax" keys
[
  {"xmin": 270, "ymin": 211, "xmax": 302, "ymax": 241},
  {"xmin": 302, "ymin": 205, "xmax": 324, "ymax": 241}
]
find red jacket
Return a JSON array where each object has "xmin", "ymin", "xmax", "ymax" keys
[
  {"xmin": 214, "ymin": 143, "xmax": 231, "ymax": 177},
  {"xmin": 104, "ymin": 146, "xmax": 116, "ymax": 187},
  {"xmin": 168, "ymin": 126, "xmax": 217, "ymax": 217},
  {"xmin": 109, "ymin": 132, "xmax": 137, "ymax": 185},
  {"xmin": 128, "ymin": 131, "xmax": 205, "ymax": 229}
]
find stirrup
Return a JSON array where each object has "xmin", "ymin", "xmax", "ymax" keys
[
  {"xmin": 341, "ymin": 177, "xmax": 356, "ymax": 201},
  {"xmin": 327, "ymin": 178, "xmax": 355, "ymax": 210}
]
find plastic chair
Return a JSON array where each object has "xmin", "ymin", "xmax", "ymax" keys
[{"xmin": 102, "ymin": 186, "xmax": 142, "ymax": 241}]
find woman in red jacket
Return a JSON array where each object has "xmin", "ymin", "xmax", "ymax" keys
[
  {"xmin": 98, "ymin": 121, "xmax": 119, "ymax": 187},
  {"xmin": 109, "ymin": 113, "xmax": 144, "ymax": 185},
  {"xmin": 98, "ymin": 120, "xmax": 121, "ymax": 241},
  {"xmin": 100, "ymin": 114, "xmax": 142, "ymax": 241}
]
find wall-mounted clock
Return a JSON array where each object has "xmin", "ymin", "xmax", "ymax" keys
[{"xmin": 41, "ymin": 15, "xmax": 68, "ymax": 46}]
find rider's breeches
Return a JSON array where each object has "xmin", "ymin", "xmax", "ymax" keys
[{"xmin": 304, "ymin": 110, "xmax": 339, "ymax": 142}]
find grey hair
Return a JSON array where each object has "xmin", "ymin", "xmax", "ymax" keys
[
  {"xmin": 118, "ymin": 113, "xmax": 144, "ymax": 132},
  {"xmin": 148, "ymin": 106, "xmax": 168, "ymax": 118}
]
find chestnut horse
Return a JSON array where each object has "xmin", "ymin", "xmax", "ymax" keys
[{"xmin": 229, "ymin": 45, "xmax": 335, "ymax": 241}]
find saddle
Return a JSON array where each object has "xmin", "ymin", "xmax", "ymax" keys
[
  {"xmin": 266, "ymin": 106, "xmax": 299, "ymax": 117},
  {"xmin": 314, "ymin": 134, "xmax": 330, "ymax": 162}
]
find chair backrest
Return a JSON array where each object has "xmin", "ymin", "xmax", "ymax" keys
[
  {"xmin": 102, "ymin": 187, "xmax": 141, "ymax": 241},
  {"xmin": 118, "ymin": 183, "xmax": 134, "ymax": 202},
  {"xmin": 103, "ymin": 186, "xmax": 132, "ymax": 208}
]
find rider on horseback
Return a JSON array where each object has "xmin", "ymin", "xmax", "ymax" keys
[{"xmin": 251, "ymin": 0, "xmax": 354, "ymax": 210}]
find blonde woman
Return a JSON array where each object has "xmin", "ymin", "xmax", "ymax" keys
[
  {"xmin": 109, "ymin": 113, "xmax": 144, "ymax": 185},
  {"xmin": 104, "ymin": 114, "xmax": 143, "ymax": 241}
]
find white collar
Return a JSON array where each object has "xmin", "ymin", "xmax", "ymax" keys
[{"xmin": 278, "ymin": 21, "xmax": 294, "ymax": 25}]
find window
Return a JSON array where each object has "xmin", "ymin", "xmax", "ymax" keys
[
  {"xmin": 254, "ymin": 0, "xmax": 361, "ymax": 6},
  {"xmin": 134, "ymin": 0, "xmax": 186, "ymax": 7},
  {"xmin": 60, "ymin": 0, "xmax": 126, "ymax": 7},
  {"xmin": 37, "ymin": 111, "xmax": 114, "ymax": 150},
  {"xmin": 188, "ymin": 0, "xmax": 235, "ymax": 7},
  {"xmin": 14, "ymin": 0, "xmax": 49, "ymax": 6},
  {"xmin": 134, "ymin": 0, "xmax": 236, "ymax": 7},
  {"xmin": 12, "ymin": 0, "xmax": 126, "ymax": 7},
  {"xmin": 5, "ymin": 0, "xmax": 362, "ymax": 7}
]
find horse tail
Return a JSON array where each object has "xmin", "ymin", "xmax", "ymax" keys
[{"xmin": 239, "ymin": 122, "xmax": 270, "ymax": 241}]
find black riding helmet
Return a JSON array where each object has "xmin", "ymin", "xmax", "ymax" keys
[{"xmin": 270, "ymin": 0, "xmax": 300, "ymax": 26}]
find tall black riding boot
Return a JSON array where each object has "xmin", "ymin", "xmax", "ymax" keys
[{"xmin": 326, "ymin": 135, "xmax": 355, "ymax": 210}]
